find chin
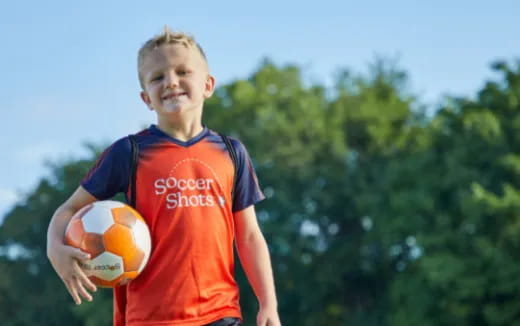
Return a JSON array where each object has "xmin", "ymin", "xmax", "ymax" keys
[
  {"xmin": 163, "ymin": 107, "xmax": 181, "ymax": 113},
  {"xmin": 161, "ymin": 104, "xmax": 184, "ymax": 113}
]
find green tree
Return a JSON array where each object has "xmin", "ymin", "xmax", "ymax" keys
[
  {"xmin": 386, "ymin": 61, "xmax": 520, "ymax": 326},
  {"xmin": 3, "ymin": 58, "xmax": 519, "ymax": 326},
  {"xmin": 0, "ymin": 59, "xmax": 422, "ymax": 325},
  {"xmin": 205, "ymin": 58, "xmax": 424, "ymax": 325},
  {"xmin": 0, "ymin": 154, "xmax": 113, "ymax": 326}
]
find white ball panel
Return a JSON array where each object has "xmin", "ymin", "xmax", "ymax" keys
[
  {"xmin": 82, "ymin": 204, "xmax": 115, "ymax": 234},
  {"xmin": 85, "ymin": 252, "xmax": 124, "ymax": 281},
  {"xmin": 78, "ymin": 260, "xmax": 95, "ymax": 277},
  {"xmin": 96, "ymin": 200, "xmax": 125, "ymax": 209},
  {"xmin": 132, "ymin": 219, "xmax": 152, "ymax": 273}
]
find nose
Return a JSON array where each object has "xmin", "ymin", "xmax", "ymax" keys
[{"xmin": 165, "ymin": 71, "xmax": 179, "ymax": 88}]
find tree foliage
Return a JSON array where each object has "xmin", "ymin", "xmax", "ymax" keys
[{"xmin": 1, "ymin": 59, "xmax": 519, "ymax": 325}]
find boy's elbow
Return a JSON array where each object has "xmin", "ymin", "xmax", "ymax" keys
[{"xmin": 236, "ymin": 229, "xmax": 266, "ymax": 250}]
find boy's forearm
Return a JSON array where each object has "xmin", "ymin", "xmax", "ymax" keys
[
  {"xmin": 47, "ymin": 205, "xmax": 75, "ymax": 251},
  {"xmin": 236, "ymin": 232, "xmax": 278, "ymax": 308}
]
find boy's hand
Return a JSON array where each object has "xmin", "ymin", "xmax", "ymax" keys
[
  {"xmin": 256, "ymin": 306, "xmax": 281, "ymax": 326},
  {"xmin": 48, "ymin": 243, "xmax": 97, "ymax": 305}
]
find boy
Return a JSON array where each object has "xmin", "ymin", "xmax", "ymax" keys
[{"xmin": 47, "ymin": 27, "xmax": 281, "ymax": 326}]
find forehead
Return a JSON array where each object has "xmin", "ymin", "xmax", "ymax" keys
[{"xmin": 140, "ymin": 44, "xmax": 206, "ymax": 72}]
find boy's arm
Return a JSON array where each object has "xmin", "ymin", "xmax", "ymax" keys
[
  {"xmin": 234, "ymin": 205, "xmax": 281, "ymax": 326},
  {"xmin": 47, "ymin": 186, "xmax": 98, "ymax": 304}
]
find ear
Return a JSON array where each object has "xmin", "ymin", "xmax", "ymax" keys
[
  {"xmin": 203, "ymin": 74, "xmax": 216, "ymax": 99},
  {"xmin": 140, "ymin": 91, "xmax": 154, "ymax": 111}
]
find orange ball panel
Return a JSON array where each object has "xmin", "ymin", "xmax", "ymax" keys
[
  {"xmin": 127, "ymin": 206, "xmax": 146, "ymax": 223},
  {"xmin": 104, "ymin": 224, "xmax": 133, "ymax": 254},
  {"xmin": 122, "ymin": 271, "xmax": 139, "ymax": 282},
  {"xmin": 124, "ymin": 248, "xmax": 145, "ymax": 272},
  {"xmin": 104, "ymin": 224, "xmax": 145, "ymax": 272},
  {"xmin": 64, "ymin": 218, "xmax": 85, "ymax": 248},
  {"xmin": 90, "ymin": 275, "xmax": 120, "ymax": 288},
  {"xmin": 112, "ymin": 207, "xmax": 137, "ymax": 227},
  {"xmin": 81, "ymin": 233, "xmax": 105, "ymax": 258}
]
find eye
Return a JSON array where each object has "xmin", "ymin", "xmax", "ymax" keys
[
  {"xmin": 177, "ymin": 69, "xmax": 191, "ymax": 76},
  {"xmin": 151, "ymin": 74, "xmax": 163, "ymax": 82}
]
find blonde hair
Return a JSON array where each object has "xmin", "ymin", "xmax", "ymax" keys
[{"xmin": 137, "ymin": 26, "xmax": 207, "ymax": 89}]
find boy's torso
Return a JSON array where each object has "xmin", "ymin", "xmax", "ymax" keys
[
  {"xmin": 82, "ymin": 125, "xmax": 266, "ymax": 325},
  {"xmin": 126, "ymin": 126, "xmax": 241, "ymax": 324}
]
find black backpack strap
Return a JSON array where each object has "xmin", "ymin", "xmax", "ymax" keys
[
  {"xmin": 220, "ymin": 134, "xmax": 238, "ymax": 206},
  {"xmin": 128, "ymin": 135, "xmax": 139, "ymax": 208}
]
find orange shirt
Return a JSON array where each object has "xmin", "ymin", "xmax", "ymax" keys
[{"xmin": 82, "ymin": 126, "xmax": 264, "ymax": 325}]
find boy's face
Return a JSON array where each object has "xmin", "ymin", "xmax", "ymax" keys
[{"xmin": 139, "ymin": 44, "xmax": 215, "ymax": 120}]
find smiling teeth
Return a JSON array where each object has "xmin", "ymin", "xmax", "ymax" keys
[{"xmin": 163, "ymin": 93, "xmax": 185, "ymax": 99}]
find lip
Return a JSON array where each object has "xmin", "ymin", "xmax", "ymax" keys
[{"xmin": 162, "ymin": 92, "xmax": 187, "ymax": 100}]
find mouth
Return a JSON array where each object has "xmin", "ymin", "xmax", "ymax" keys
[{"xmin": 162, "ymin": 92, "xmax": 187, "ymax": 100}]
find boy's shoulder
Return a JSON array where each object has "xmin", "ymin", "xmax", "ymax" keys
[
  {"xmin": 208, "ymin": 130, "xmax": 254, "ymax": 162},
  {"xmin": 126, "ymin": 126, "xmax": 156, "ymax": 142},
  {"xmin": 101, "ymin": 127, "xmax": 153, "ymax": 158},
  {"xmin": 206, "ymin": 128, "xmax": 246, "ymax": 149}
]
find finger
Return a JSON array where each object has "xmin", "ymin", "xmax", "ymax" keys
[
  {"xmin": 74, "ymin": 276, "xmax": 93, "ymax": 302},
  {"xmin": 73, "ymin": 261, "xmax": 97, "ymax": 292},
  {"xmin": 67, "ymin": 246, "xmax": 91, "ymax": 261},
  {"xmin": 72, "ymin": 248, "xmax": 90, "ymax": 260},
  {"xmin": 64, "ymin": 278, "xmax": 81, "ymax": 305}
]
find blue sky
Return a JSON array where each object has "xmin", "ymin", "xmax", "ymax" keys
[{"xmin": 1, "ymin": 0, "xmax": 518, "ymax": 222}]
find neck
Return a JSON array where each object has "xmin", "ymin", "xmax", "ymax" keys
[{"xmin": 157, "ymin": 120, "xmax": 204, "ymax": 142}]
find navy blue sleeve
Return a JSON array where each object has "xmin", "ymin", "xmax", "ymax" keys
[
  {"xmin": 81, "ymin": 137, "xmax": 132, "ymax": 200},
  {"xmin": 231, "ymin": 138, "xmax": 265, "ymax": 212}
]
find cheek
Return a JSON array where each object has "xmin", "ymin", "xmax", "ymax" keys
[
  {"xmin": 197, "ymin": 80, "xmax": 209, "ymax": 94},
  {"xmin": 149, "ymin": 86, "xmax": 162, "ymax": 98}
]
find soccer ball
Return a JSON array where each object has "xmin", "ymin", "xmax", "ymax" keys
[{"xmin": 64, "ymin": 200, "xmax": 152, "ymax": 287}]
